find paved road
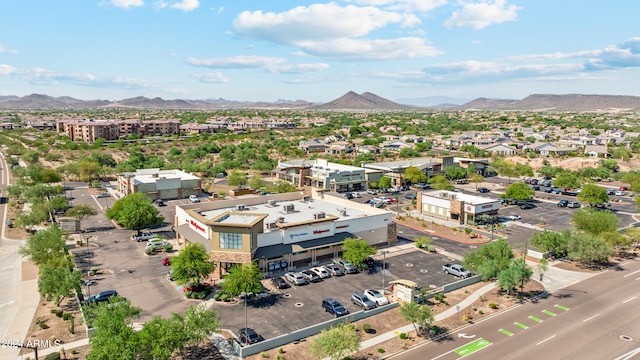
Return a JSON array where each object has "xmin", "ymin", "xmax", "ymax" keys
[{"xmin": 390, "ymin": 259, "xmax": 640, "ymax": 360}]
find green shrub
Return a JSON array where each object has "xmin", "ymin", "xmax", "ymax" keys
[
  {"xmin": 185, "ymin": 290, "xmax": 193, "ymax": 298},
  {"xmin": 45, "ymin": 353, "xmax": 60, "ymax": 360},
  {"xmin": 399, "ymin": 333, "xmax": 408, "ymax": 340},
  {"xmin": 38, "ymin": 322, "xmax": 49, "ymax": 329},
  {"xmin": 70, "ymin": 349, "xmax": 78, "ymax": 355},
  {"xmin": 489, "ymin": 303, "xmax": 498, "ymax": 309},
  {"xmin": 362, "ymin": 323, "xmax": 372, "ymax": 333},
  {"xmin": 261, "ymin": 352, "xmax": 269, "ymax": 358},
  {"xmin": 163, "ymin": 243, "xmax": 173, "ymax": 252},
  {"xmin": 62, "ymin": 313, "xmax": 72, "ymax": 321},
  {"xmin": 278, "ymin": 348, "xmax": 285, "ymax": 354},
  {"xmin": 50, "ymin": 309, "xmax": 57, "ymax": 314},
  {"xmin": 478, "ymin": 310, "xmax": 484, "ymax": 314},
  {"xmin": 199, "ymin": 292, "xmax": 207, "ymax": 300},
  {"xmin": 276, "ymin": 356, "xmax": 285, "ymax": 360},
  {"xmin": 377, "ymin": 348, "xmax": 386, "ymax": 354},
  {"xmin": 55, "ymin": 309, "xmax": 64, "ymax": 318},
  {"xmin": 220, "ymin": 293, "xmax": 228, "ymax": 301},
  {"xmin": 214, "ymin": 292, "xmax": 222, "ymax": 300}
]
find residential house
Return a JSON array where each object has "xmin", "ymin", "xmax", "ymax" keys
[
  {"xmin": 479, "ymin": 144, "xmax": 517, "ymax": 156},
  {"xmin": 585, "ymin": 145, "xmax": 610, "ymax": 158},
  {"xmin": 325, "ymin": 141, "xmax": 353, "ymax": 155},
  {"xmin": 298, "ymin": 139, "xmax": 327, "ymax": 153}
]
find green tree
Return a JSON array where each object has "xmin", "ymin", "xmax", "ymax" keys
[
  {"xmin": 429, "ymin": 174, "xmax": 454, "ymax": 190},
  {"xmin": 48, "ymin": 196, "xmax": 71, "ymax": 214},
  {"xmin": 399, "ymin": 301, "xmax": 435, "ymax": 336},
  {"xmin": 170, "ymin": 243, "xmax": 215, "ymax": 286},
  {"xmin": 530, "ymin": 230, "xmax": 570, "ymax": 258},
  {"xmin": 577, "ymin": 184, "xmax": 609, "ymax": 207},
  {"xmin": 378, "ymin": 176, "xmax": 392, "ymax": 189},
  {"xmin": 248, "ymin": 175, "xmax": 266, "ymax": 191},
  {"xmin": 553, "ymin": 173, "xmax": 580, "ymax": 190},
  {"xmin": 463, "ymin": 238, "xmax": 514, "ymax": 281},
  {"xmin": 444, "ymin": 166, "xmax": 467, "ymax": 180},
  {"xmin": 106, "ymin": 192, "xmax": 164, "ymax": 234},
  {"xmin": 66, "ymin": 204, "xmax": 98, "ymax": 234},
  {"xmin": 18, "ymin": 224, "xmax": 69, "ymax": 268},
  {"xmin": 491, "ymin": 158, "xmax": 518, "ymax": 183},
  {"xmin": 469, "ymin": 173, "xmax": 485, "ymax": 189},
  {"xmin": 87, "ymin": 298, "xmax": 141, "ymax": 360},
  {"xmin": 228, "ymin": 171, "xmax": 248, "ymax": 187},
  {"xmin": 38, "ymin": 267, "xmax": 81, "ymax": 306},
  {"xmin": 503, "ymin": 182, "xmax": 534, "ymax": 201},
  {"xmin": 77, "ymin": 159, "xmax": 103, "ymax": 182},
  {"xmin": 567, "ymin": 233, "xmax": 613, "ymax": 264},
  {"xmin": 220, "ymin": 262, "xmax": 264, "ymax": 298},
  {"xmin": 497, "ymin": 258, "xmax": 532, "ymax": 296},
  {"xmin": 341, "ymin": 238, "xmax": 377, "ymax": 269},
  {"xmin": 403, "ymin": 166, "xmax": 427, "ymax": 184},
  {"xmin": 309, "ymin": 323, "xmax": 360, "ymax": 360},
  {"xmin": 571, "ymin": 208, "xmax": 619, "ymax": 236}
]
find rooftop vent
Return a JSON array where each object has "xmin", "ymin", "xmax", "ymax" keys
[
  {"xmin": 314, "ymin": 212, "xmax": 326, "ymax": 220},
  {"xmin": 235, "ymin": 204, "xmax": 246, "ymax": 211},
  {"xmin": 277, "ymin": 217, "xmax": 285, "ymax": 223},
  {"xmin": 268, "ymin": 199, "xmax": 277, "ymax": 206},
  {"xmin": 284, "ymin": 203, "xmax": 295, "ymax": 213}
]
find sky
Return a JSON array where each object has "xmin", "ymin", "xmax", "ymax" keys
[{"xmin": 1, "ymin": 1, "xmax": 640, "ymax": 103}]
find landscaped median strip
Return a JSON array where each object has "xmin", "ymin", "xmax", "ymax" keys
[
  {"xmin": 498, "ymin": 328, "xmax": 514, "ymax": 336},
  {"xmin": 454, "ymin": 338, "xmax": 493, "ymax": 357},
  {"xmin": 542, "ymin": 309, "xmax": 557, "ymax": 317},
  {"xmin": 554, "ymin": 304, "xmax": 570, "ymax": 311}
]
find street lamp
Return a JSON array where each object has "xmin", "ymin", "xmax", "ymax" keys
[
  {"xmin": 381, "ymin": 250, "xmax": 389, "ymax": 294},
  {"xmin": 241, "ymin": 291, "xmax": 249, "ymax": 344}
]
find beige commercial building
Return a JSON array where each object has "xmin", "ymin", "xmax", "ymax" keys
[{"xmin": 117, "ymin": 168, "xmax": 201, "ymax": 201}]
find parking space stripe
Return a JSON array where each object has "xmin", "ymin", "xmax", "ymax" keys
[
  {"xmin": 542, "ymin": 309, "xmax": 557, "ymax": 317},
  {"xmin": 498, "ymin": 328, "xmax": 513, "ymax": 336},
  {"xmin": 529, "ymin": 315, "xmax": 543, "ymax": 323},
  {"xmin": 514, "ymin": 322, "xmax": 529, "ymax": 329},
  {"xmin": 554, "ymin": 304, "xmax": 569, "ymax": 311}
]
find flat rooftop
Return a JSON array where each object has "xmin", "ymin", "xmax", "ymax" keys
[{"xmin": 422, "ymin": 190, "xmax": 497, "ymax": 205}]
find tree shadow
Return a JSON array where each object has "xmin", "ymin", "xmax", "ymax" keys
[{"xmin": 249, "ymin": 294, "xmax": 284, "ymax": 309}]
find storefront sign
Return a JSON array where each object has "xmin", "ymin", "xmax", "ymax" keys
[
  {"xmin": 313, "ymin": 229, "xmax": 330, "ymax": 234},
  {"xmin": 289, "ymin": 232, "xmax": 309, "ymax": 239},
  {"xmin": 336, "ymin": 225, "xmax": 349, "ymax": 229},
  {"xmin": 188, "ymin": 219, "xmax": 205, "ymax": 233}
]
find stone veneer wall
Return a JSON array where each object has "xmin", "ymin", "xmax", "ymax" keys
[{"xmin": 211, "ymin": 251, "xmax": 253, "ymax": 280}]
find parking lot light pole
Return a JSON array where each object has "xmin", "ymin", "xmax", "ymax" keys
[{"xmin": 381, "ymin": 251, "xmax": 389, "ymax": 293}]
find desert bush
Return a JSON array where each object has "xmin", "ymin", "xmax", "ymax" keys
[
  {"xmin": 39, "ymin": 322, "xmax": 49, "ymax": 329},
  {"xmin": 377, "ymin": 348, "xmax": 386, "ymax": 354},
  {"xmin": 62, "ymin": 313, "xmax": 72, "ymax": 321},
  {"xmin": 399, "ymin": 333, "xmax": 408, "ymax": 340},
  {"xmin": 489, "ymin": 303, "xmax": 498, "ymax": 309},
  {"xmin": 362, "ymin": 323, "xmax": 372, "ymax": 333}
]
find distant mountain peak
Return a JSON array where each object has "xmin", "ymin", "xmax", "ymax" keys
[{"xmin": 311, "ymin": 91, "xmax": 412, "ymax": 110}]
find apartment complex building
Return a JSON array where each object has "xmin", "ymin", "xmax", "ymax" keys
[{"xmin": 56, "ymin": 118, "xmax": 180, "ymax": 142}]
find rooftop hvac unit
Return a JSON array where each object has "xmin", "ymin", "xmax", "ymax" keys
[
  {"xmin": 314, "ymin": 212, "xmax": 326, "ymax": 220},
  {"xmin": 338, "ymin": 209, "xmax": 347, "ymax": 216},
  {"xmin": 266, "ymin": 222, "xmax": 278, "ymax": 230},
  {"xmin": 236, "ymin": 204, "xmax": 246, "ymax": 211},
  {"xmin": 302, "ymin": 195, "xmax": 310, "ymax": 202},
  {"xmin": 268, "ymin": 199, "xmax": 277, "ymax": 206},
  {"xmin": 152, "ymin": 173, "xmax": 159, "ymax": 178},
  {"xmin": 277, "ymin": 217, "xmax": 285, "ymax": 223},
  {"xmin": 284, "ymin": 203, "xmax": 295, "ymax": 213},
  {"xmin": 439, "ymin": 192, "xmax": 449, "ymax": 198}
]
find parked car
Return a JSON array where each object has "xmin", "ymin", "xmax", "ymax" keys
[
  {"xmin": 477, "ymin": 187, "xmax": 490, "ymax": 193},
  {"xmin": 131, "ymin": 231, "xmax": 155, "ymax": 242},
  {"xmin": 519, "ymin": 202, "xmax": 535, "ymax": 210},
  {"xmin": 153, "ymin": 199, "xmax": 166, "ymax": 207},
  {"xmin": 322, "ymin": 298, "xmax": 349, "ymax": 317},
  {"xmin": 146, "ymin": 238, "xmax": 167, "ymax": 248},
  {"xmin": 188, "ymin": 194, "xmax": 200, "ymax": 203},
  {"xmin": 615, "ymin": 190, "xmax": 626, "ymax": 196},
  {"xmin": 333, "ymin": 258, "xmax": 358, "ymax": 274},
  {"xmin": 541, "ymin": 180, "xmax": 552, "ymax": 187},
  {"xmin": 544, "ymin": 188, "xmax": 553, "ymax": 193},
  {"xmin": 364, "ymin": 289, "xmax": 389, "ymax": 306},
  {"xmin": 343, "ymin": 193, "xmax": 354, "ymax": 200},
  {"xmin": 607, "ymin": 188, "xmax": 616, "ymax": 195},
  {"xmin": 310, "ymin": 267, "xmax": 330, "ymax": 279},
  {"xmin": 404, "ymin": 193, "xmax": 416, "ymax": 200},
  {"xmin": 87, "ymin": 290, "xmax": 118, "ymax": 304},
  {"xmin": 529, "ymin": 179, "xmax": 539, "ymax": 185},
  {"xmin": 351, "ymin": 192, "xmax": 361, "ymax": 198},
  {"xmin": 351, "ymin": 292, "xmax": 376, "ymax": 310},
  {"xmin": 366, "ymin": 189, "xmax": 377, "ymax": 195},
  {"xmin": 620, "ymin": 186, "xmax": 628, "ymax": 191},
  {"xmin": 551, "ymin": 188, "xmax": 562, "ymax": 194},
  {"xmin": 167, "ymin": 270, "xmax": 174, "ymax": 281},
  {"xmin": 300, "ymin": 270, "xmax": 321, "ymax": 283},
  {"xmin": 96, "ymin": 192, "xmax": 110, "ymax": 198},
  {"xmin": 442, "ymin": 264, "xmax": 472, "ymax": 278},
  {"xmin": 557, "ymin": 200, "xmax": 569, "ymax": 207},
  {"xmin": 505, "ymin": 215, "xmax": 521, "ymax": 221},
  {"xmin": 530, "ymin": 185, "xmax": 540, "ymax": 191},
  {"xmin": 270, "ymin": 277, "xmax": 288, "ymax": 289},
  {"xmin": 323, "ymin": 264, "xmax": 344, "ymax": 277},
  {"xmin": 238, "ymin": 328, "xmax": 263, "ymax": 345},
  {"xmin": 567, "ymin": 201, "xmax": 581, "ymax": 208},
  {"xmin": 283, "ymin": 272, "xmax": 306, "ymax": 285}
]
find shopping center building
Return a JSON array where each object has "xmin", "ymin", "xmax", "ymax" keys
[
  {"xmin": 417, "ymin": 190, "xmax": 500, "ymax": 225},
  {"xmin": 116, "ymin": 168, "xmax": 201, "ymax": 201},
  {"xmin": 174, "ymin": 190, "xmax": 395, "ymax": 279}
]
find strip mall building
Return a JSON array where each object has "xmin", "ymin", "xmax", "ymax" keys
[
  {"xmin": 417, "ymin": 190, "xmax": 500, "ymax": 225},
  {"xmin": 174, "ymin": 190, "xmax": 396, "ymax": 279}
]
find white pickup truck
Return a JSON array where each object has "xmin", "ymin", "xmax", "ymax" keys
[
  {"xmin": 131, "ymin": 231, "xmax": 155, "ymax": 242},
  {"xmin": 442, "ymin": 263, "xmax": 472, "ymax": 278}
]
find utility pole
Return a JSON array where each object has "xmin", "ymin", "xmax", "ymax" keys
[{"xmin": 381, "ymin": 251, "xmax": 388, "ymax": 293}]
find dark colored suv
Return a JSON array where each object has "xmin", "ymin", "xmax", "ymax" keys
[
  {"xmin": 322, "ymin": 298, "xmax": 349, "ymax": 318},
  {"xmin": 87, "ymin": 290, "xmax": 118, "ymax": 304},
  {"xmin": 557, "ymin": 200, "xmax": 569, "ymax": 207},
  {"xmin": 238, "ymin": 328, "xmax": 262, "ymax": 345}
]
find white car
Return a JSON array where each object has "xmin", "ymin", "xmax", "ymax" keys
[
  {"xmin": 146, "ymin": 238, "xmax": 167, "ymax": 248},
  {"xmin": 310, "ymin": 267, "xmax": 330, "ymax": 279},
  {"xmin": 189, "ymin": 195, "xmax": 200, "ymax": 203},
  {"xmin": 364, "ymin": 289, "xmax": 389, "ymax": 306},
  {"xmin": 614, "ymin": 190, "xmax": 626, "ymax": 196},
  {"xmin": 351, "ymin": 192, "xmax": 361, "ymax": 198},
  {"xmin": 366, "ymin": 189, "xmax": 377, "ymax": 195},
  {"xmin": 505, "ymin": 215, "xmax": 521, "ymax": 221},
  {"xmin": 283, "ymin": 272, "xmax": 306, "ymax": 285}
]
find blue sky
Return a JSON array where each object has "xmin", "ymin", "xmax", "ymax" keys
[{"xmin": 1, "ymin": 0, "xmax": 639, "ymax": 102}]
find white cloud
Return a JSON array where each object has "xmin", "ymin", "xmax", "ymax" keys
[
  {"xmin": 111, "ymin": 0, "xmax": 144, "ymax": 9},
  {"xmin": 169, "ymin": 0, "xmax": 199, "ymax": 11},
  {"xmin": 299, "ymin": 37, "xmax": 440, "ymax": 60},
  {"xmin": 0, "ymin": 64, "xmax": 17, "ymax": 75},
  {"xmin": 0, "ymin": 44, "xmax": 19, "ymax": 54},
  {"xmin": 348, "ymin": 0, "xmax": 447, "ymax": 12},
  {"xmin": 445, "ymin": 0, "xmax": 521, "ymax": 29},
  {"xmin": 186, "ymin": 55, "xmax": 329, "ymax": 74},
  {"xmin": 233, "ymin": 3, "xmax": 437, "ymax": 60},
  {"xmin": 193, "ymin": 72, "xmax": 229, "ymax": 83},
  {"xmin": 234, "ymin": 3, "xmax": 405, "ymax": 43}
]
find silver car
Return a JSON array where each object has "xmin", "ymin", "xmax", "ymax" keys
[
  {"xmin": 283, "ymin": 272, "xmax": 306, "ymax": 285},
  {"xmin": 351, "ymin": 292, "xmax": 376, "ymax": 310}
]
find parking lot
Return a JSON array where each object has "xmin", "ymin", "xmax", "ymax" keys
[{"xmin": 215, "ymin": 250, "xmax": 460, "ymax": 341}]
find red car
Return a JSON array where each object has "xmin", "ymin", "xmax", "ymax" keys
[
  {"xmin": 620, "ymin": 186, "xmax": 628, "ymax": 191},
  {"xmin": 162, "ymin": 256, "xmax": 172, "ymax": 266}
]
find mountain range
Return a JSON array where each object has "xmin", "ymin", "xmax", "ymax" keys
[{"xmin": 2, "ymin": 92, "xmax": 640, "ymax": 112}]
